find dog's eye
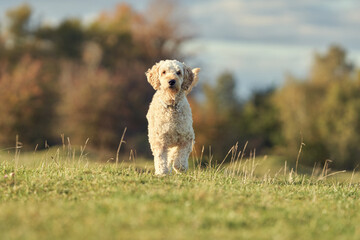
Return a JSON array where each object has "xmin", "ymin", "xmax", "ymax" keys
[
  {"xmin": 176, "ymin": 70, "xmax": 181, "ymax": 76},
  {"xmin": 162, "ymin": 70, "xmax": 166, "ymax": 75}
]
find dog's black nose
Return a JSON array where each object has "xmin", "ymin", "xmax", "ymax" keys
[{"xmin": 169, "ymin": 79, "xmax": 176, "ymax": 86}]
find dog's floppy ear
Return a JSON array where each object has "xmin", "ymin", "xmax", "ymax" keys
[
  {"xmin": 145, "ymin": 62, "xmax": 161, "ymax": 90},
  {"xmin": 182, "ymin": 63, "xmax": 200, "ymax": 94},
  {"xmin": 182, "ymin": 64, "xmax": 194, "ymax": 91}
]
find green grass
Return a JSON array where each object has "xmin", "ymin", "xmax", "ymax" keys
[{"xmin": 1, "ymin": 147, "xmax": 360, "ymax": 240}]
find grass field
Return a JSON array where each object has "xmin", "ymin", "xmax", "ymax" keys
[{"xmin": 1, "ymin": 145, "xmax": 360, "ymax": 240}]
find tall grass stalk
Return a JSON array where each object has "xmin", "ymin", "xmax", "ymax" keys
[{"xmin": 115, "ymin": 127, "xmax": 127, "ymax": 167}]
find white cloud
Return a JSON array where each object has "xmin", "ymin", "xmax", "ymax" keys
[{"xmin": 186, "ymin": 0, "xmax": 360, "ymax": 48}]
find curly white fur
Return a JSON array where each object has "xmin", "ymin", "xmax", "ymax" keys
[{"xmin": 146, "ymin": 60, "xmax": 200, "ymax": 175}]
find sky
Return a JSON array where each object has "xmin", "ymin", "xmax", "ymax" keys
[{"xmin": 1, "ymin": 0, "xmax": 360, "ymax": 97}]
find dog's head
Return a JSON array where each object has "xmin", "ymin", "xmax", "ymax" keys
[{"xmin": 146, "ymin": 60, "xmax": 200, "ymax": 96}]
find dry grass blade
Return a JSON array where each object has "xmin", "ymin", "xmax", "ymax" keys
[
  {"xmin": 116, "ymin": 127, "xmax": 127, "ymax": 167},
  {"xmin": 215, "ymin": 145, "xmax": 235, "ymax": 174},
  {"xmin": 317, "ymin": 170, "xmax": 346, "ymax": 181},
  {"xmin": 295, "ymin": 140, "xmax": 305, "ymax": 174},
  {"xmin": 349, "ymin": 165, "xmax": 359, "ymax": 187},
  {"xmin": 79, "ymin": 138, "xmax": 90, "ymax": 162}
]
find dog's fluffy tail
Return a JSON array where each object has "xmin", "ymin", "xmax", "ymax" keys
[{"xmin": 185, "ymin": 68, "xmax": 200, "ymax": 95}]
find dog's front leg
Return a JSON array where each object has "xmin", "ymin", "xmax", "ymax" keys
[
  {"xmin": 153, "ymin": 146, "xmax": 169, "ymax": 175},
  {"xmin": 173, "ymin": 141, "xmax": 192, "ymax": 173}
]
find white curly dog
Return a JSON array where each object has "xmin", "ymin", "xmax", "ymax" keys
[{"xmin": 146, "ymin": 60, "xmax": 200, "ymax": 175}]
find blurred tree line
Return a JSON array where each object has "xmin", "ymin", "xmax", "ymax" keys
[
  {"xmin": 0, "ymin": 3, "xmax": 359, "ymax": 169},
  {"xmin": 192, "ymin": 45, "xmax": 360, "ymax": 170},
  {"xmin": 0, "ymin": 2, "xmax": 187, "ymax": 153},
  {"xmin": 274, "ymin": 46, "xmax": 360, "ymax": 169}
]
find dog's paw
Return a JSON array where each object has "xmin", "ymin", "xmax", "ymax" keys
[
  {"xmin": 173, "ymin": 165, "xmax": 188, "ymax": 174},
  {"xmin": 154, "ymin": 172, "xmax": 169, "ymax": 177}
]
